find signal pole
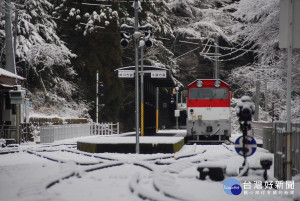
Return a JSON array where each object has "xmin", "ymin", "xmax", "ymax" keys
[
  {"xmin": 120, "ymin": 0, "xmax": 153, "ymax": 154},
  {"xmin": 134, "ymin": 0, "xmax": 140, "ymax": 154},
  {"xmin": 140, "ymin": 40, "xmax": 144, "ymax": 136}
]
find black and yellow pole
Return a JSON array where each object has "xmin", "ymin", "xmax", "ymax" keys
[{"xmin": 140, "ymin": 42, "xmax": 144, "ymax": 136}]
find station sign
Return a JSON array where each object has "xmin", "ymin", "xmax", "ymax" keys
[
  {"xmin": 150, "ymin": 70, "xmax": 166, "ymax": 78},
  {"xmin": 118, "ymin": 70, "xmax": 134, "ymax": 78},
  {"xmin": 234, "ymin": 135, "xmax": 257, "ymax": 157}
]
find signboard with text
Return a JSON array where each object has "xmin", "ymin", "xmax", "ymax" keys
[
  {"xmin": 118, "ymin": 70, "xmax": 134, "ymax": 78},
  {"xmin": 150, "ymin": 70, "xmax": 166, "ymax": 78}
]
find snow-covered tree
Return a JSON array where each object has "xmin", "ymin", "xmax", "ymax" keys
[
  {"xmin": 227, "ymin": 0, "xmax": 300, "ymax": 120},
  {"xmin": 0, "ymin": 0, "xmax": 89, "ymax": 118}
]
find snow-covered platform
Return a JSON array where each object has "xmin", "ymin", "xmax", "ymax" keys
[{"xmin": 77, "ymin": 136, "xmax": 185, "ymax": 154}]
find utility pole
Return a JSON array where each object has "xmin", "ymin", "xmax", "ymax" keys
[
  {"xmin": 5, "ymin": 0, "xmax": 16, "ymax": 74},
  {"xmin": 286, "ymin": 0, "xmax": 293, "ymax": 181},
  {"xmin": 214, "ymin": 37, "xmax": 219, "ymax": 79},
  {"xmin": 14, "ymin": 7, "xmax": 18, "ymax": 60},
  {"xmin": 254, "ymin": 80, "xmax": 260, "ymax": 121},
  {"xmin": 264, "ymin": 79, "xmax": 268, "ymax": 121}
]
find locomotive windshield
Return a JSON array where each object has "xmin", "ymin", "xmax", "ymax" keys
[{"xmin": 189, "ymin": 88, "xmax": 228, "ymax": 100}]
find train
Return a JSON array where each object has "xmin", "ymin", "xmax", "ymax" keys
[{"xmin": 186, "ymin": 79, "xmax": 231, "ymax": 142}]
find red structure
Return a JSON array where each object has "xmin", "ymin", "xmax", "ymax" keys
[{"xmin": 186, "ymin": 79, "xmax": 231, "ymax": 142}]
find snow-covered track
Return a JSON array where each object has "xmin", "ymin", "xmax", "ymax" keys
[
  {"xmin": 26, "ymin": 150, "xmax": 105, "ymax": 165},
  {"xmin": 46, "ymin": 161, "xmax": 124, "ymax": 189},
  {"xmin": 152, "ymin": 172, "xmax": 198, "ymax": 201}
]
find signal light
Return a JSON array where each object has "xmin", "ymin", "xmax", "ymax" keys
[
  {"xmin": 144, "ymin": 31, "xmax": 152, "ymax": 38},
  {"xmin": 145, "ymin": 39, "xmax": 153, "ymax": 47},
  {"xmin": 120, "ymin": 31, "xmax": 131, "ymax": 48},
  {"xmin": 144, "ymin": 31, "xmax": 153, "ymax": 47},
  {"xmin": 120, "ymin": 39, "xmax": 129, "ymax": 48},
  {"xmin": 99, "ymin": 82, "xmax": 105, "ymax": 96}
]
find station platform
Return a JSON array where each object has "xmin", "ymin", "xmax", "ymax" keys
[{"xmin": 77, "ymin": 136, "xmax": 185, "ymax": 154}]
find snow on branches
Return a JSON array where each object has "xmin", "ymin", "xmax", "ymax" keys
[{"xmin": 227, "ymin": 0, "xmax": 300, "ymax": 120}]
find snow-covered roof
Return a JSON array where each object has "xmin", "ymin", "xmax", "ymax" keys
[{"xmin": 0, "ymin": 68, "xmax": 26, "ymax": 81}]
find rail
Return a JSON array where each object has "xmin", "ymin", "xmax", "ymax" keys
[{"xmin": 40, "ymin": 122, "xmax": 119, "ymax": 143}]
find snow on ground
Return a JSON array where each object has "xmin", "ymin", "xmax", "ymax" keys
[{"xmin": 0, "ymin": 131, "xmax": 299, "ymax": 201}]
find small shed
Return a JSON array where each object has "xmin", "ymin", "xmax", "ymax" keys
[{"xmin": 0, "ymin": 68, "xmax": 26, "ymax": 140}]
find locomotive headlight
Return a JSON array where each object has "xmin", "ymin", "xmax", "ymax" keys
[
  {"xmin": 196, "ymin": 80, "xmax": 203, "ymax": 87},
  {"xmin": 214, "ymin": 80, "xmax": 221, "ymax": 87}
]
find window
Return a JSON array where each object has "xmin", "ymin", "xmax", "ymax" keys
[{"xmin": 189, "ymin": 88, "xmax": 228, "ymax": 100}]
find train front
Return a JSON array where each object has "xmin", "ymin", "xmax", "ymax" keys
[{"xmin": 186, "ymin": 79, "xmax": 231, "ymax": 142}]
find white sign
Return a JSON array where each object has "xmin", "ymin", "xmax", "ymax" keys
[
  {"xmin": 151, "ymin": 70, "xmax": 166, "ymax": 78},
  {"xmin": 178, "ymin": 103, "xmax": 187, "ymax": 110},
  {"xmin": 174, "ymin": 110, "xmax": 180, "ymax": 117},
  {"xmin": 118, "ymin": 70, "xmax": 134, "ymax": 78},
  {"xmin": 279, "ymin": 0, "xmax": 300, "ymax": 48}
]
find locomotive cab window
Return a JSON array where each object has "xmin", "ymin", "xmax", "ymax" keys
[{"xmin": 189, "ymin": 88, "xmax": 228, "ymax": 100}]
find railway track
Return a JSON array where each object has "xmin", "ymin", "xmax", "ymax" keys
[
  {"xmin": 1, "ymin": 140, "xmax": 262, "ymax": 201},
  {"xmin": 21, "ymin": 142, "xmax": 209, "ymax": 200}
]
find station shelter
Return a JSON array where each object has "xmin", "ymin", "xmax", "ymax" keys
[
  {"xmin": 0, "ymin": 68, "xmax": 26, "ymax": 141},
  {"xmin": 115, "ymin": 65, "xmax": 176, "ymax": 135}
]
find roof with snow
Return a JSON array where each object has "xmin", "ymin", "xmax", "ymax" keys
[{"xmin": 0, "ymin": 68, "xmax": 26, "ymax": 88}]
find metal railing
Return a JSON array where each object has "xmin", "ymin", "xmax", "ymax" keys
[
  {"xmin": 273, "ymin": 122, "xmax": 300, "ymax": 180},
  {"xmin": 40, "ymin": 122, "xmax": 119, "ymax": 143}
]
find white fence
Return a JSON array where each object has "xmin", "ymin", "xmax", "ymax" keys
[
  {"xmin": 40, "ymin": 122, "xmax": 119, "ymax": 143},
  {"xmin": 90, "ymin": 122, "xmax": 119, "ymax": 135}
]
